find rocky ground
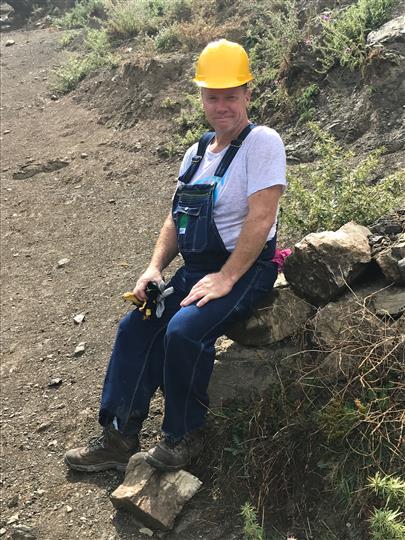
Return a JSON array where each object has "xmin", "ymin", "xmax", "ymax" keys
[{"xmin": 0, "ymin": 22, "xmax": 244, "ymax": 540}]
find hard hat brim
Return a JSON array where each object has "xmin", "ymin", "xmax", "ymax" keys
[{"xmin": 193, "ymin": 76, "xmax": 253, "ymax": 89}]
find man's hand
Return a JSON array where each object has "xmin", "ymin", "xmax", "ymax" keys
[
  {"xmin": 133, "ymin": 267, "xmax": 163, "ymax": 302},
  {"xmin": 180, "ymin": 272, "xmax": 234, "ymax": 308}
]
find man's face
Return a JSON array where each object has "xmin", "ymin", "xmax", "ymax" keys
[{"xmin": 201, "ymin": 86, "xmax": 251, "ymax": 134}]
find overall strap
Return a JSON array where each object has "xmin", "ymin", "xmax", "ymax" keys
[
  {"xmin": 214, "ymin": 123, "xmax": 255, "ymax": 178},
  {"xmin": 178, "ymin": 131, "xmax": 214, "ymax": 184}
]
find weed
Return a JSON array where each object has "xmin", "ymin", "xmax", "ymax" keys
[
  {"xmin": 297, "ymin": 83, "xmax": 320, "ymax": 123},
  {"xmin": 55, "ymin": 0, "xmax": 105, "ymax": 29},
  {"xmin": 312, "ymin": 0, "xmax": 398, "ymax": 72},
  {"xmin": 241, "ymin": 502, "xmax": 265, "ymax": 540},
  {"xmin": 282, "ymin": 123, "xmax": 405, "ymax": 239},
  {"xmin": 59, "ymin": 29, "xmax": 81, "ymax": 48},
  {"xmin": 52, "ymin": 28, "xmax": 115, "ymax": 93},
  {"xmin": 369, "ymin": 508, "xmax": 405, "ymax": 540},
  {"xmin": 368, "ymin": 473, "xmax": 405, "ymax": 507}
]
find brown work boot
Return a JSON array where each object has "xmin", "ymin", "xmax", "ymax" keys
[
  {"xmin": 64, "ymin": 425, "xmax": 140, "ymax": 472},
  {"xmin": 145, "ymin": 429, "xmax": 204, "ymax": 471}
]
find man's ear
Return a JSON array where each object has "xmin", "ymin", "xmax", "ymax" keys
[{"xmin": 245, "ymin": 87, "xmax": 252, "ymax": 104}]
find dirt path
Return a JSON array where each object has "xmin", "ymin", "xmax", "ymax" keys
[{"xmin": 1, "ymin": 25, "xmax": 240, "ymax": 540}]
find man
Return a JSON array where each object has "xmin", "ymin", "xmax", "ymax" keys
[{"xmin": 65, "ymin": 39, "xmax": 286, "ymax": 473}]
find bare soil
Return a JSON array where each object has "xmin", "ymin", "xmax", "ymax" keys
[{"xmin": 0, "ymin": 24, "xmax": 241, "ymax": 540}]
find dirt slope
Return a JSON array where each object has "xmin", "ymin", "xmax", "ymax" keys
[{"xmin": 1, "ymin": 25, "xmax": 241, "ymax": 540}]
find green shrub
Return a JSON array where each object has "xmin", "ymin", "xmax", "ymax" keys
[
  {"xmin": 155, "ymin": 24, "xmax": 181, "ymax": 51},
  {"xmin": 313, "ymin": 0, "xmax": 398, "ymax": 72},
  {"xmin": 368, "ymin": 473, "xmax": 405, "ymax": 507},
  {"xmin": 241, "ymin": 502, "xmax": 265, "ymax": 540},
  {"xmin": 53, "ymin": 28, "xmax": 115, "ymax": 93},
  {"xmin": 297, "ymin": 83, "xmax": 320, "ymax": 123},
  {"xmin": 59, "ymin": 29, "xmax": 81, "ymax": 48},
  {"xmin": 369, "ymin": 508, "xmax": 405, "ymax": 540},
  {"xmin": 55, "ymin": 0, "xmax": 105, "ymax": 29},
  {"xmin": 104, "ymin": 0, "xmax": 183, "ymax": 41},
  {"xmin": 282, "ymin": 123, "xmax": 405, "ymax": 239}
]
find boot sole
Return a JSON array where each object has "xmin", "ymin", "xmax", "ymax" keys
[{"xmin": 64, "ymin": 455, "xmax": 127, "ymax": 472}]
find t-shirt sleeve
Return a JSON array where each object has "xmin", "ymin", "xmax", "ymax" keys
[{"xmin": 246, "ymin": 128, "xmax": 287, "ymax": 197}]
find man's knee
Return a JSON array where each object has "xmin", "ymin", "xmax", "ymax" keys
[{"xmin": 165, "ymin": 308, "xmax": 201, "ymax": 344}]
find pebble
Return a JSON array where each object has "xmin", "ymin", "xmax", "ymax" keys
[
  {"xmin": 73, "ymin": 313, "xmax": 85, "ymax": 325},
  {"xmin": 80, "ymin": 153, "xmax": 88, "ymax": 159},
  {"xmin": 7, "ymin": 513, "xmax": 19, "ymax": 525},
  {"xmin": 66, "ymin": 505, "xmax": 72, "ymax": 513},
  {"xmin": 48, "ymin": 378, "xmax": 62, "ymax": 388},
  {"xmin": 0, "ymin": 529, "xmax": 5, "ymax": 536},
  {"xmin": 4, "ymin": 130, "xmax": 10, "ymax": 134},
  {"xmin": 36, "ymin": 421, "xmax": 51, "ymax": 432},
  {"xmin": 12, "ymin": 525, "xmax": 36, "ymax": 539},
  {"xmin": 57, "ymin": 258, "xmax": 70, "ymax": 268},
  {"xmin": 5, "ymin": 40, "xmax": 15, "ymax": 47},
  {"xmin": 139, "ymin": 528, "xmax": 154, "ymax": 537},
  {"xmin": 7, "ymin": 494, "xmax": 19, "ymax": 508},
  {"xmin": 74, "ymin": 342, "xmax": 86, "ymax": 357}
]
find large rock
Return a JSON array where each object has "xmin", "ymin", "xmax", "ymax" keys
[
  {"xmin": 110, "ymin": 453, "xmax": 201, "ymax": 531},
  {"xmin": 209, "ymin": 339, "xmax": 300, "ymax": 406},
  {"xmin": 284, "ymin": 222, "xmax": 371, "ymax": 305},
  {"xmin": 310, "ymin": 281, "xmax": 404, "ymax": 350},
  {"xmin": 375, "ymin": 233, "xmax": 405, "ymax": 284},
  {"xmin": 372, "ymin": 287, "xmax": 405, "ymax": 317},
  {"xmin": 226, "ymin": 286, "xmax": 315, "ymax": 346},
  {"xmin": 367, "ymin": 14, "xmax": 405, "ymax": 55}
]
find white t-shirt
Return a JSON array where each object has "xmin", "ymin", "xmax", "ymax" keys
[{"xmin": 178, "ymin": 125, "xmax": 287, "ymax": 251}]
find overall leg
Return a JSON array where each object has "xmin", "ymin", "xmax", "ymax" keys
[{"xmin": 64, "ymin": 270, "xmax": 187, "ymax": 472}]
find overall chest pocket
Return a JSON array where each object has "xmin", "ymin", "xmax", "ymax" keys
[{"xmin": 172, "ymin": 186, "xmax": 214, "ymax": 253}]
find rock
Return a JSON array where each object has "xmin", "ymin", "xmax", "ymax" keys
[
  {"xmin": 74, "ymin": 342, "xmax": 86, "ymax": 357},
  {"xmin": 375, "ymin": 234, "xmax": 405, "ymax": 284},
  {"xmin": 7, "ymin": 494, "xmax": 19, "ymax": 508},
  {"xmin": 372, "ymin": 287, "xmax": 405, "ymax": 317},
  {"xmin": 73, "ymin": 313, "xmax": 85, "ymax": 325},
  {"xmin": 48, "ymin": 378, "xmax": 62, "ymax": 388},
  {"xmin": 226, "ymin": 287, "xmax": 315, "ymax": 346},
  {"xmin": 5, "ymin": 39, "xmax": 15, "ymax": 47},
  {"xmin": 11, "ymin": 525, "xmax": 36, "ymax": 539},
  {"xmin": 65, "ymin": 506, "xmax": 72, "ymax": 513},
  {"xmin": 209, "ymin": 340, "xmax": 300, "ymax": 406},
  {"xmin": 139, "ymin": 528, "xmax": 154, "ymax": 537},
  {"xmin": 284, "ymin": 222, "xmax": 371, "ymax": 305},
  {"xmin": 80, "ymin": 153, "xmax": 88, "ymax": 159},
  {"xmin": 274, "ymin": 272, "xmax": 288, "ymax": 288},
  {"xmin": 0, "ymin": 529, "xmax": 6, "ymax": 536},
  {"xmin": 110, "ymin": 453, "xmax": 202, "ymax": 531},
  {"xmin": 367, "ymin": 14, "xmax": 405, "ymax": 55},
  {"xmin": 36, "ymin": 421, "xmax": 51, "ymax": 432},
  {"xmin": 4, "ymin": 130, "xmax": 11, "ymax": 134},
  {"xmin": 7, "ymin": 514, "xmax": 19, "ymax": 525},
  {"xmin": 57, "ymin": 258, "xmax": 70, "ymax": 268}
]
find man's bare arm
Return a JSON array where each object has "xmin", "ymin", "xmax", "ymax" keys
[
  {"xmin": 181, "ymin": 185, "xmax": 283, "ymax": 307},
  {"xmin": 133, "ymin": 212, "xmax": 179, "ymax": 301}
]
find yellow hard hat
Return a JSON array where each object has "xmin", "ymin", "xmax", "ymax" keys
[{"xmin": 193, "ymin": 39, "xmax": 254, "ymax": 89}]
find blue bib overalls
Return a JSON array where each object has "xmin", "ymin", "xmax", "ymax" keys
[{"xmin": 99, "ymin": 125, "xmax": 278, "ymax": 439}]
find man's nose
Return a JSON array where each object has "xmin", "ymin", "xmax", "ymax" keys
[{"xmin": 215, "ymin": 98, "xmax": 228, "ymax": 112}]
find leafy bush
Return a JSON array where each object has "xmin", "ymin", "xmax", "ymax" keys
[
  {"xmin": 241, "ymin": 502, "xmax": 265, "ymax": 540},
  {"xmin": 53, "ymin": 28, "xmax": 115, "ymax": 93},
  {"xmin": 282, "ymin": 123, "xmax": 405, "ymax": 239},
  {"xmin": 55, "ymin": 0, "xmax": 105, "ymax": 29},
  {"xmin": 313, "ymin": 0, "xmax": 398, "ymax": 72},
  {"xmin": 199, "ymin": 291, "xmax": 404, "ymax": 537},
  {"xmin": 296, "ymin": 83, "xmax": 320, "ymax": 123},
  {"xmin": 103, "ymin": 0, "xmax": 161, "ymax": 40},
  {"xmin": 369, "ymin": 508, "xmax": 405, "ymax": 540}
]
